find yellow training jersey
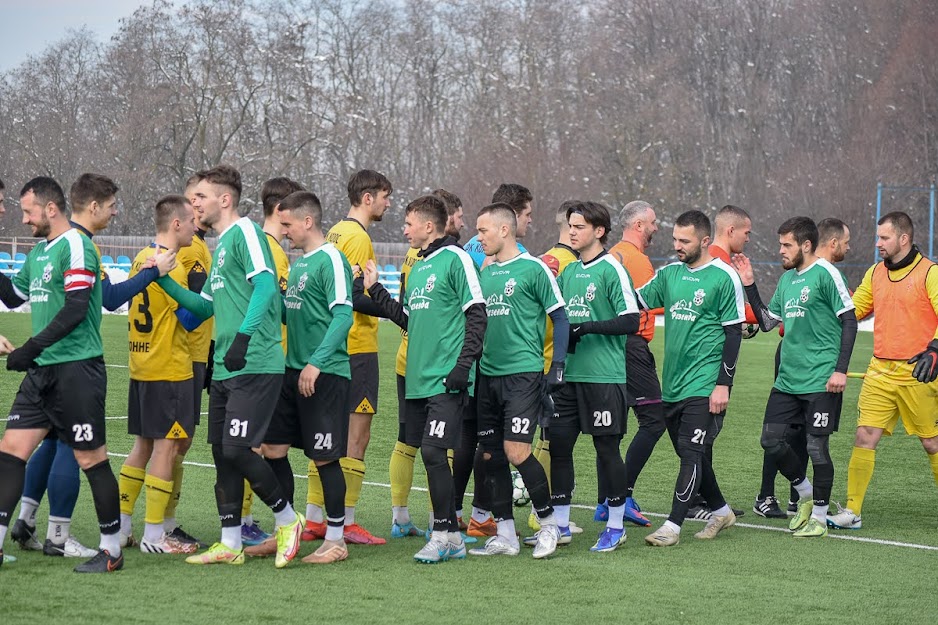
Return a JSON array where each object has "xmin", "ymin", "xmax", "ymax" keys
[
  {"xmin": 327, "ymin": 218, "xmax": 378, "ymax": 354},
  {"xmin": 541, "ymin": 243, "xmax": 579, "ymax": 370},
  {"xmin": 395, "ymin": 246, "xmax": 421, "ymax": 376},
  {"xmin": 128, "ymin": 246, "xmax": 193, "ymax": 382},
  {"xmin": 177, "ymin": 234, "xmax": 213, "ymax": 363},
  {"xmin": 266, "ymin": 232, "xmax": 290, "ymax": 354}
]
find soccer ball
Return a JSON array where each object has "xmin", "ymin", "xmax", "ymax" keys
[
  {"xmin": 511, "ymin": 470, "xmax": 530, "ymax": 507},
  {"xmin": 742, "ymin": 322, "xmax": 759, "ymax": 339}
]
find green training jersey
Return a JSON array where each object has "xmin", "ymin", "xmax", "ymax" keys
[
  {"xmin": 768, "ymin": 258, "xmax": 854, "ymax": 395},
  {"xmin": 637, "ymin": 258, "xmax": 744, "ymax": 402},
  {"xmin": 558, "ymin": 252, "xmax": 639, "ymax": 384},
  {"xmin": 284, "ymin": 243, "xmax": 353, "ymax": 377},
  {"xmin": 480, "ymin": 252, "xmax": 565, "ymax": 377},
  {"xmin": 404, "ymin": 245, "xmax": 484, "ymax": 399},
  {"xmin": 202, "ymin": 217, "xmax": 285, "ymax": 380},
  {"xmin": 12, "ymin": 229, "xmax": 103, "ymax": 365}
]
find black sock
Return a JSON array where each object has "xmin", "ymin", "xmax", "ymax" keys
[
  {"xmin": 624, "ymin": 405, "xmax": 665, "ymax": 496},
  {"xmin": 759, "ymin": 451, "xmax": 778, "ymax": 499},
  {"xmin": 452, "ymin": 420, "xmax": 477, "ymax": 513},
  {"xmin": 470, "ymin": 444, "xmax": 489, "ymax": 511},
  {"xmin": 548, "ymin": 427, "xmax": 578, "ymax": 507},
  {"xmin": 594, "ymin": 435, "xmax": 627, "ymax": 507},
  {"xmin": 516, "ymin": 455, "xmax": 552, "ymax": 518},
  {"xmin": 0, "ymin": 451, "xmax": 27, "ymax": 530},
  {"xmin": 82, "ymin": 459, "xmax": 121, "ymax": 535},
  {"xmin": 222, "ymin": 445, "xmax": 287, "ymax": 514},
  {"xmin": 422, "ymin": 445, "xmax": 455, "ymax": 532},
  {"xmin": 212, "ymin": 445, "xmax": 243, "ymax": 526},
  {"xmin": 317, "ymin": 460, "xmax": 346, "ymax": 528},
  {"xmin": 484, "ymin": 448, "xmax": 513, "ymax": 522},
  {"xmin": 266, "ymin": 456, "xmax": 294, "ymax": 506}
]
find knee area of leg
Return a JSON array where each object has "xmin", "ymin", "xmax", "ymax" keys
[
  {"xmin": 806, "ymin": 435, "xmax": 831, "ymax": 464},
  {"xmin": 760, "ymin": 425, "xmax": 788, "ymax": 454},
  {"xmin": 221, "ymin": 444, "xmax": 251, "ymax": 463},
  {"xmin": 421, "ymin": 445, "xmax": 449, "ymax": 469},
  {"xmin": 592, "ymin": 435, "xmax": 621, "ymax": 457}
]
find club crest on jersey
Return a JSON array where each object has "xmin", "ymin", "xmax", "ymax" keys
[
  {"xmin": 298, "ymin": 273, "xmax": 308, "ymax": 292},
  {"xmin": 485, "ymin": 293, "xmax": 511, "ymax": 316},
  {"xmin": 216, "ymin": 248, "xmax": 226, "ymax": 268},
  {"xmin": 425, "ymin": 273, "xmax": 437, "ymax": 293},
  {"xmin": 504, "ymin": 278, "xmax": 517, "ymax": 296},
  {"xmin": 800, "ymin": 286, "xmax": 810, "ymax": 303},
  {"xmin": 42, "ymin": 263, "xmax": 53, "ymax": 283},
  {"xmin": 566, "ymin": 294, "xmax": 591, "ymax": 319},
  {"xmin": 693, "ymin": 288, "xmax": 706, "ymax": 306},
  {"xmin": 586, "ymin": 282, "xmax": 597, "ymax": 302}
]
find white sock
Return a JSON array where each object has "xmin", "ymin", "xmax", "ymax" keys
[
  {"xmin": 344, "ymin": 506, "xmax": 356, "ymax": 525},
  {"xmin": 100, "ymin": 532, "xmax": 121, "ymax": 557},
  {"xmin": 812, "ymin": 504, "xmax": 829, "ymax": 523},
  {"xmin": 471, "ymin": 507, "xmax": 490, "ymax": 524},
  {"xmin": 143, "ymin": 522, "xmax": 164, "ymax": 543},
  {"xmin": 221, "ymin": 526, "xmax": 242, "ymax": 551},
  {"xmin": 18, "ymin": 497, "xmax": 39, "ymax": 524},
  {"xmin": 664, "ymin": 520, "xmax": 682, "ymax": 534},
  {"xmin": 607, "ymin": 504, "xmax": 625, "ymax": 530},
  {"xmin": 496, "ymin": 519, "xmax": 516, "ymax": 541},
  {"xmin": 455, "ymin": 508, "xmax": 463, "ymax": 521},
  {"xmin": 711, "ymin": 504, "xmax": 732, "ymax": 518},
  {"xmin": 538, "ymin": 513, "xmax": 557, "ymax": 527},
  {"xmin": 273, "ymin": 503, "xmax": 296, "ymax": 528},
  {"xmin": 306, "ymin": 504, "xmax": 324, "ymax": 523},
  {"xmin": 241, "ymin": 514, "xmax": 254, "ymax": 526},
  {"xmin": 448, "ymin": 531, "xmax": 464, "ymax": 544},
  {"xmin": 0, "ymin": 526, "xmax": 8, "ymax": 546},
  {"xmin": 793, "ymin": 477, "xmax": 813, "ymax": 500},
  {"xmin": 430, "ymin": 530, "xmax": 448, "ymax": 543},
  {"xmin": 163, "ymin": 517, "xmax": 177, "ymax": 533},
  {"xmin": 47, "ymin": 516, "xmax": 70, "ymax": 544},
  {"xmin": 392, "ymin": 506, "xmax": 410, "ymax": 525},
  {"xmin": 554, "ymin": 505, "xmax": 571, "ymax": 528},
  {"xmin": 120, "ymin": 513, "xmax": 133, "ymax": 535},
  {"xmin": 325, "ymin": 519, "xmax": 344, "ymax": 542}
]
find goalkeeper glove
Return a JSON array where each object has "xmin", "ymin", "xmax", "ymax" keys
[{"xmin": 909, "ymin": 339, "xmax": 938, "ymax": 383}]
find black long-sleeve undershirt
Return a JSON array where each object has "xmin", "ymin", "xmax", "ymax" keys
[{"xmin": 717, "ymin": 323, "xmax": 742, "ymax": 386}]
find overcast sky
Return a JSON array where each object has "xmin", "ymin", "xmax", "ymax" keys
[{"xmin": 0, "ymin": 0, "xmax": 159, "ymax": 71}]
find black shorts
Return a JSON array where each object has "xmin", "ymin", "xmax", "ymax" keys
[
  {"xmin": 403, "ymin": 392, "xmax": 466, "ymax": 449},
  {"xmin": 552, "ymin": 382, "xmax": 628, "ymax": 436},
  {"xmin": 477, "ymin": 372, "xmax": 543, "ymax": 447},
  {"xmin": 763, "ymin": 389, "xmax": 842, "ymax": 436},
  {"xmin": 663, "ymin": 397, "xmax": 722, "ymax": 448},
  {"xmin": 348, "ymin": 352, "xmax": 378, "ymax": 415},
  {"xmin": 265, "ymin": 369, "xmax": 349, "ymax": 460},
  {"xmin": 7, "ymin": 357, "xmax": 107, "ymax": 451},
  {"xmin": 192, "ymin": 361, "xmax": 206, "ymax": 425},
  {"xmin": 208, "ymin": 373, "xmax": 283, "ymax": 448},
  {"xmin": 397, "ymin": 374, "xmax": 406, "ymax": 424},
  {"xmin": 128, "ymin": 379, "xmax": 195, "ymax": 440},
  {"xmin": 625, "ymin": 335, "xmax": 663, "ymax": 407}
]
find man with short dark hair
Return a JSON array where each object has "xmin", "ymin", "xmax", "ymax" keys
[
  {"xmin": 10, "ymin": 173, "xmax": 176, "ymax": 560},
  {"xmin": 116, "ymin": 195, "xmax": 200, "ymax": 554},
  {"xmin": 550, "ymin": 201, "xmax": 641, "ymax": 553},
  {"xmin": 0, "ymin": 177, "xmax": 125, "ymax": 572},
  {"xmin": 639, "ymin": 210, "xmax": 744, "ymax": 547},
  {"xmin": 463, "ymin": 183, "xmax": 532, "ymax": 267},
  {"xmin": 306, "ymin": 170, "xmax": 392, "ymax": 545},
  {"xmin": 157, "ymin": 164, "xmax": 303, "ymax": 567},
  {"xmin": 362, "ymin": 194, "xmax": 486, "ymax": 563},
  {"xmin": 734, "ymin": 217, "xmax": 857, "ymax": 538},
  {"xmin": 827, "ymin": 211, "xmax": 938, "ymax": 530}
]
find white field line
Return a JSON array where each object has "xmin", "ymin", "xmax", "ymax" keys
[{"xmin": 104, "ymin": 451, "xmax": 938, "ymax": 552}]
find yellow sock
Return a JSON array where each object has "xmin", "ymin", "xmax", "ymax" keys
[
  {"xmin": 447, "ymin": 449, "xmax": 454, "ymax": 472},
  {"xmin": 307, "ymin": 460, "xmax": 324, "ymax": 508},
  {"xmin": 163, "ymin": 455, "xmax": 185, "ymax": 519},
  {"xmin": 533, "ymin": 438, "xmax": 551, "ymax": 489},
  {"xmin": 241, "ymin": 480, "xmax": 254, "ymax": 518},
  {"xmin": 928, "ymin": 451, "xmax": 938, "ymax": 488},
  {"xmin": 118, "ymin": 464, "xmax": 146, "ymax": 516},
  {"xmin": 341, "ymin": 457, "xmax": 365, "ymax": 508},
  {"xmin": 846, "ymin": 447, "xmax": 876, "ymax": 514},
  {"xmin": 389, "ymin": 442, "xmax": 418, "ymax": 507},
  {"xmin": 144, "ymin": 474, "xmax": 174, "ymax": 525}
]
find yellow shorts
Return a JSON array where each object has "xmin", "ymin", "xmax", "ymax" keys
[{"xmin": 857, "ymin": 372, "xmax": 938, "ymax": 438}]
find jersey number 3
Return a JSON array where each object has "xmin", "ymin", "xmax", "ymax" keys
[{"xmin": 134, "ymin": 290, "xmax": 153, "ymax": 333}]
